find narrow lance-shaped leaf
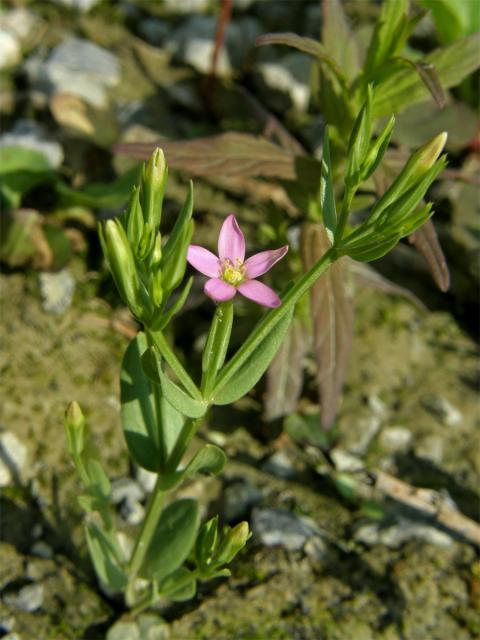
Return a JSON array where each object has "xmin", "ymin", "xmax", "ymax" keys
[
  {"xmin": 211, "ymin": 306, "xmax": 294, "ymax": 406},
  {"xmin": 363, "ymin": 0, "xmax": 410, "ymax": 81},
  {"xmin": 320, "ymin": 128, "xmax": 337, "ymax": 243},
  {"xmin": 321, "ymin": 0, "xmax": 360, "ymax": 82},
  {"xmin": 264, "ymin": 314, "xmax": 310, "ymax": 421},
  {"xmin": 255, "ymin": 32, "xmax": 347, "ymax": 86},
  {"xmin": 301, "ymin": 224, "xmax": 354, "ymax": 430}
]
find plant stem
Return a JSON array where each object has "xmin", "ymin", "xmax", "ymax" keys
[
  {"xmin": 210, "ymin": 247, "xmax": 337, "ymax": 400},
  {"xmin": 334, "ymin": 184, "xmax": 355, "ymax": 243},
  {"xmin": 149, "ymin": 329, "xmax": 201, "ymax": 399},
  {"xmin": 128, "ymin": 475, "xmax": 166, "ymax": 578},
  {"xmin": 201, "ymin": 301, "xmax": 233, "ymax": 397},
  {"xmin": 166, "ymin": 417, "xmax": 200, "ymax": 473}
]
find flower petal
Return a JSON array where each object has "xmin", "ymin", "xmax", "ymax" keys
[
  {"xmin": 204, "ymin": 278, "xmax": 236, "ymax": 302},
  {"xmin": 244, "ymin": 245, "xmax": 289, "ymax": 279},
  {"xmin": 187, "ymin": 245, "xmax": 220, "ymax": 277},
  {"xmin": 237, "ymin": 280, "xmax": 281, "ymax": 308},
  {"xmin": 218, "ymin": 214, "xmax": 245, "ymax": 263}
]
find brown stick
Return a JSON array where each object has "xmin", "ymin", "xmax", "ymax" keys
[{"xmin": 354, "ymin": 468, "xmax": 480, "ymax": 547}]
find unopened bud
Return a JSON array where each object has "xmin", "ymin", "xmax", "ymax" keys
[
  {"xmin": 142, "ymin": 148, "xmax": 168, "ymax": 232},
  {"xmin": 149, "ymin": 269, "xmax": 163, "ymax": 308},
  {"xmin": 103, "ymin": 219, "xmax": 142, "ymax": 317},
  {"xmin": 127, "ymin": 186, "xmax": 144, "ymax": 253},
  {"xmin": 214, "ymin": 521, "xmax": 251, "ymax": 566},
  {"xmin": 65, "ymin": 401, "xmax": 85, "ymax": 456}
]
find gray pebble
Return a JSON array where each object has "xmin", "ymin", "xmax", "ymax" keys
[
  {"xmin": 252, "ymin": 507, "xmax": 319, "ymax": 551},
  {"xmin": 4, "ymin": 583, "xmax": 44, "ymax": 612}
]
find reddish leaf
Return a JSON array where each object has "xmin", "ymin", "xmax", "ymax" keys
[
  {"xmin": 264, "ymin": 315, "xmax": 310, "ymax": 421},
  {"xmin": 408, "ymin": 219, "xmax": 450, "ymax": 292},
  {"xmin": 114, "ymin": 132, "xmax": 296, "ymax": 180},
  {"xmin": 255, "ymin": 32, "xmax": 347, "ymax": 85},
  {"xmin": 301, "ymin": 224, "xmax": 354, "ymax": 430}
]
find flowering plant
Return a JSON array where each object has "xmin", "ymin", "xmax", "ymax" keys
[{"xmin": 65, "ymin": 91, "xmax": 446, "ymax": 611}]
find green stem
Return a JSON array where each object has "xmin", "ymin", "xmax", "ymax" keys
[
  {"xmin": 334, "ymin": 185, "xmax": 355, "ymax": 243},
  {"xmin": 210, "ymin": 247, "xmax": 337, "ymax": 400},
  {"xmin": 166, "ymin": 417, "xmax": 201, "ymax": 474},
  {"xmin": 128, "ymin": 475, "xmax": 166, "ymax": 578},
  {"xmin": 201, "ymin": 301, "xmax": 233, "ymax": 396},
  {"xmin": 145, "ymin": 333, "xmax": 166, "ymax": 468},
  {"xmin": 148, "ymin": 329, "xmax": 201, "ymax": 400}
]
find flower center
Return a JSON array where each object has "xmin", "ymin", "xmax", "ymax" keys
[{"xmin": 221, "ymin": 259, "xmax": 246, "ymax": 286}]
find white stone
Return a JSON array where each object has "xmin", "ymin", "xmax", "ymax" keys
[
  {"xmin": 135, "ymin": 466, "xmax": 157, "ymax": 493},
  {"xmin": 161, "ymin": 0, "xmax": 211, "ymax": 13},
  {"xmin": 256, "ymin": 53, "xmax": 312, "ymax": 111},
  {"xmin": 0, "ymin": 8, "xmax": 38, "ymax": 43},
  {"xmin": 0, "ymin": 30, "xmax": 21, "ymax": 69},
  {"xmin": 26, "ymin": 37, "xmax": 120, "ymax": 108},
  {"xmin": 421, "ymin": 394, "xmax": 462, "ymax": 426},
  {"xmin": 0, "ymin": 431, "xmax": 27, "ymax": 486},
  {"xmin": 355, "ymin": 518, "xmax": 453, "ymax": 549},
  {"xmin": 52, "ymin": 0, "xmax": 101, "ymax": 12},
  {"xmin": 0, "ymin": 119, "xmax": 64, "ymax": 169},
  {"xmin": 4, "ymin": 584, "xmax": 44, "ymax": 612},
  {"xmin": 330, "ymin": 448, "xmax": 364, "ymax": 473},
  {"xmin": 379, "ymin": 426, "xmax": 412, "ymax": 453},
  {"xmin": 39, "ymin": 269, "xmax": 75, "ymax": 315}
]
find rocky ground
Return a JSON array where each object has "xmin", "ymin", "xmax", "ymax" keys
[{"xmin": 0, "ymin": 1, "xmax": 479, "ymax": 639}]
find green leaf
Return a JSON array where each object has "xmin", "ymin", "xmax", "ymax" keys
[
  {"xmin": 0, "ymin": 146, "xmax": 57, "ymax": 208},
  {"xmin": 419, "ymin": 0, "xmax": 479, "ymax": 43},
  {"xmin": 151, "ymin": 277, "xmax": 193, "ymax": 331},
  {"xmin": 321, "ymin": 0, "xmax": 360, "ymax": 82},
  {"xmin": 345, "ymin": 86, "xmax": 373, "ymax": 187},
  {"xmin": 120, "ymin": 334, "xmax": 163, "ymax": 472},
  {"xmin": 139, "ymin": 499, "xmax": 200, "ymax": 582},
  {"xmin": 344, "ymin": 234, "xmax": 400, "ymax": 262},
  {"xmin": 184, "ymin": 444, "xmax": 226, "ymax": 477},
  {"xmin": 159, "ymin": 567, "xmax": 197, "ymax": 601},
  {"xmin": 211, "ymin": 307, "xmax": 294, "ymax": 405},
  {"xmin": 162, "ymin": 181, "xmax": 193, "ymax": 265},
  {"xmin": 56, "ymin": 165, "xmax": 142, "ymax": 209},
  {"xmin": 320, "ymin": 128, "xmax": 337, "ymax": 243},
  {"xmin": 374, "ymin": 33, "xmax": 480, "ymax": 117},
  {"xmin": 159, "ymin": 366, "xmax": 208, "ymax": 418},
  {"xmin": 363, "ymin": 0, "xmax": 410, "ymax": 81},
  {"xmin": 86, "ymin": 459, "xmax": 111, "ymax": 500},
  {"xmin": 85, "ymin": 522, "xmax": 127, "ymax": 592}
]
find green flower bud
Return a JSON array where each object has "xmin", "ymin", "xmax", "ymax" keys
[
  {"xmin": 142, "ymin": 148, "xmax": 168, "ymax": 232},
  {"xmin": 214, "ymin": 521, "xmax": 251, "ymax": 566},
  {"xmin": 64, "ymin": 401, "xmax": 85, "ymax": 456},
  {"xmin": 127, "ymin": 186, "xmax": 144, "ymax": 254},
  {"xmin": 369, "ymin": 132, "xmax": 447, "ymax": 224},
  {"xmin": 149, "ymin": 269, "xmax": 163, "ymax": 308},
  {"xmin": 102, "ymin": 219, "xmax": 143, "ymax": 317}
]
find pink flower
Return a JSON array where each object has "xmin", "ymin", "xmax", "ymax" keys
[{"xmin": 187, "ymin": 214, "xmax": 288, "ymax": 308}]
